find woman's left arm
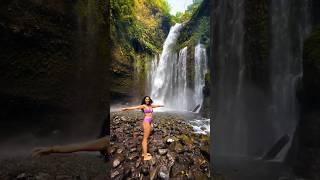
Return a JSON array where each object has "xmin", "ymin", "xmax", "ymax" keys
[{"xmin": 152, "ymin": 104, "xmax": 164, "ymax": 108}]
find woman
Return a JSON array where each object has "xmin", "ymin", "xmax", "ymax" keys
[{"xmin": 121, "ymin": 96, "xmax": 164, "ymax": 161}]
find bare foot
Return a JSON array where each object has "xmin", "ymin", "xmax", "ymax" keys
[{"xmin": 142, "ymin": 153, "xmax": 152, "ymax": 161}]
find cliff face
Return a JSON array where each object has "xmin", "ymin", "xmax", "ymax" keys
[
  {"xmin": 109, "ymin": 0, "xmax": 171, "ymax": 102},
  {"xmin": 211, "ymin": 0, "xmax": 315, "ymax": 169},
  {"xmin": 177, "ymin": 0, "xmax": 211, "ymax": 117},
  {"xmin": 0, "ymin": 0, "xmax": 110, "ymax": 138},
  {"xmin": 293, "ymin": 27, "xmax": 320, "ymax": 179}
]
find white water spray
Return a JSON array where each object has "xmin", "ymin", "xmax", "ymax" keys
[{"xmin": 149, "ymin": 24, "xmax": 208, "ymax": 112}]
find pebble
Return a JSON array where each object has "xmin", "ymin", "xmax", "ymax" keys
[
  {"xmin": 110, "ymin": 111, "xmax": 210, "ymax": 179},
  {"xmin": 158, "ymin": 149, "xmax": 168, "ymax": 155}
]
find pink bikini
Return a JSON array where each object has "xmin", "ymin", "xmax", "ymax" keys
[{"xmin": 143, "ymin": 106, "xmax": 153, "ymax": 123}]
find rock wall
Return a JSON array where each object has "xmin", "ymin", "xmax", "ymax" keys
[
  {"xmin": 292, "ymin": 27, "xmax": 320, "ymax": 179},
  {"xmin": 109, "ymin": 0, "xmax": 171, "ymax": 103},
  {"xmin": 0, "ymin": 0, "xmax": 110, "ymax": 139}
]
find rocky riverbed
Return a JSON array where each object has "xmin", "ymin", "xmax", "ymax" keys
[
  {"xmin": 0, "ymin": 154, "xmax": 108, "ymax": 180},
  {"xmin": 110, "ymin": 111, "xmax": 211, "ymax": 179}
]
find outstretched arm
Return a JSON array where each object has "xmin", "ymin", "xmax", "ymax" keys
[
  {"xmin": 121, "ymin": 105, "xmax": 144, "ymax": 111},
  {"xmin": 32, "ymin": 136, "xmax": 109, "ymax": 157},
  {"xmin": 152, "ymin": 104, "xmax": 164, "ymax": 108}
]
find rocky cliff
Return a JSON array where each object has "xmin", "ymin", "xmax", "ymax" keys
[{"xmin": 0, "ymin": 0, "xmax": 110, "ymax": 139}]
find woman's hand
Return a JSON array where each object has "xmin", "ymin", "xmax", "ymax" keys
[{"xmin": 121, "ymin": 108, "xmax": 128, "ymax": 111}]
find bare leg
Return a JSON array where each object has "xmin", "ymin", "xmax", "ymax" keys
[
  {"xmin": 32, "ymin": 136, "xmax": 109, "ymax": 157},
  {"xmin": 142, "ymin": 122, "xmax": 151, "ymax": 160}
]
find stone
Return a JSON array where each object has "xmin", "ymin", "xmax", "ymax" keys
[
  {"xmin": 16, "ymin": 173, "xmax": 28, "ymax": 179},
  {"xmin": 116, "ymin": 147, "xmax": 125, "ymax": 154},
  {"xmin": 56, "ymin": 175, "xmax": 73, "ymax": 180},
  {"xmin": 129, "ymin": 147, "xmax": 137, "ymax": 152},
  {"xmin": 35, "ymin": 172, "xmax": 51, "ymax": 180},
  {"xmin": 113, "ymin": 158, "xmax": 121, "ymax": 168},
  {"xmin": 158, "ymin": 148, "xmax": 168, "ymax": 155},
  {"xmin": 128, "ymin": 153, "xmax": 139, "ymax": 161},
  {"xmin": 113, "ymin": 154, "xmax": 125, "ymax": 168},
  {"xmin": 141, "ymin": 164, "xmax": 149, "ymax": 176},
  {"xmin": 110, "ymin": 169, "xmax": 120, "ymax": 179},
  {"xmin": 174, "ymin": 143, "xmax": 184, "ymax": 154},
  {"xmin": 158, "ymin": 165, "xmax": 170, "ymax": 180},
  {"xmin": 166, "ymin": 138, "xmax": 174, "ymax": 143}
]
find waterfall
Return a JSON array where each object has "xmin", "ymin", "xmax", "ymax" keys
[
  {"xmin": 194, "ymin": 43, "xmax": 208, "ymax": 113},
  {"xmin": 148, "ymin": 24, "xmax": 208, "ymax": 112},
  {"xmin": 212, "ymin": 0, "xmax": 311, "ymax": 158},
  {"xmin": 269, "ymin": 0, "xmax": 311, "ymax": 160},
  {"xmin": 212, "ymin": 0, "xmax": 247, "ymax": 157},
  {"xmin": 150, "ymin": 23, "xmax": 190, "ymax": 110}
]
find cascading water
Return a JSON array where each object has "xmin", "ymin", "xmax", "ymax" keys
[
  {"xmin": 212, "ymin": 0, "xmax": 247, "ymax": 157},
  {"xmin": 212, "ymin": 0, "xmax": 311, "ymax": 159},
  {"xmin": 194, "ymin": 43, "xmax": 208, "ymax": 113},
  {"xmin": 149, "ymin": 24, "xmax": 208, "ymax": 112},
  {"xmin": 150, "ymin": 23, "xmax": 181, "ymax": 108},
  {"xmin": 269, "ymin": 0, "xmax": 311, "ymax": 160},
  {"xmin": 149, "ymin": 23, "xmax": 192, "ymax": 110}
]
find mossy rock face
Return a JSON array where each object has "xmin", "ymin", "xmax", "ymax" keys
[
  {"xmin": 303, "ymin": 27, "xmax": 320, "ymax": 104},
  {"xmin": 243, "ymin": 0, "xmax": 270, "ymax": 90},
  {"xmin": 176, "ymin": 0, "xmax": 211, "ymax": 50},
  {"xmin": 110, "ymin": 0, "xmax": 170, "ymax": 101}
]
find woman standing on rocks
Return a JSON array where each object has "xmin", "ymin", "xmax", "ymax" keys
[{"xmin": 121, "ymin": 96, "xmax": 164, "ymax": 161}]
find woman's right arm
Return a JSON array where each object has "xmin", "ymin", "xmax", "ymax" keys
[
  {"xmin": 32, "ymin": 136, "xmax": 109, "ymax": 157},
  {"xmin": 121, "ymin": 105, "xmax": 144, "ymax": 111}
]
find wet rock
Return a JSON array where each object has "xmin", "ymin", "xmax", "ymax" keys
[
  {"xmin": 112, "ymin": 154, "xmax": 125, "ymax": 168},
  {"xmin": 129, "ymin": 147, "xmax": 137, "ymax": 152},
  {"xmin": 128, "ymin": 153, "xmax": 139, "ymax": 161},
  {"xmin": 150, "ymin": 165, "xmax": 160, "ymax": 180},
  {"xmin": 16, "ymin": 173, "xmax": 28, "ymax": 179},
  {"xmin": 135, "ymin": 158, "xmax": 142, "ymax": 168},
  {"xmin": 130, "ymin": 165, "xmax": 141, "ymax": 178},
  {"xmin": 35, "ymin": 172, "xmax": 51, "ymax": 180},
  {"xmin": 56, "ymin": 175, "xmax": 73, "ymax": 180},
  {"xmin": 115, "ymin": 166, "xmax": 125, "ymax": 180},
  {"xmin": 149, "ymin": 146, "xmax": 157, "ymax": 153},
  {"xmin": 158, "ymin": 149, "xmax": 168, "ymax": 155},
  {"xmin": 200, "ymin": 144, "xmax": 210, "ymax": 160},
  {"xmin": 179, "ymin": 134, "xmax": 193, "ymax": 146},
  {"xmin": 112, "ymin": 158, "xmax": 121, "ymax": 168},
  {"xmin": 171, "ymin": 161, "xmax": 189, "ymax": 177},
  {"xmin": 110, "ymin": 111, "xmax": 210, "ymax": 179},
  {"xmin": 165, "ymin": 137, "xmax": 174, "ymax": 144},
  {"xmin": 174, "ymin": 143, "xmax": 184, "ymax": 154},
  {"xmin": 158, "ymin": 165, "xmax": 170, "ymax": 180},
  {"xmin": 150, "ymin": 157, "xmax": 157, "ymax": 166},
  {"xmin": 116, "ymin": 147, "xmax": 125, "ymax": 154},
  {"xmin": 141, "ymin": 164, "xmax": 149, "ymax": 176},
  {"xmin": 200, "ymin": 160, "xmax": 209, "ymax": 172},
  {"xmin": 166, "ymin": 152, "xmax": 175, "ymax": 167},
  {"xmin": 109, "ymin": 146, "xmax": 117, "ymax": 154},
  {"xmin": 110, "ymin": 169, "xmax": 120, "ymax": 179}
]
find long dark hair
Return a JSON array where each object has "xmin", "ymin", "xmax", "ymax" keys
[{"xmin": 141, "ymin": 96, "xmax": 153, "ymax": 112}]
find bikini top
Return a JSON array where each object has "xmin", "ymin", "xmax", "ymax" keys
[{"xmin": 144, "ymin": 106, "xmax": 153, "ymax": 113}]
